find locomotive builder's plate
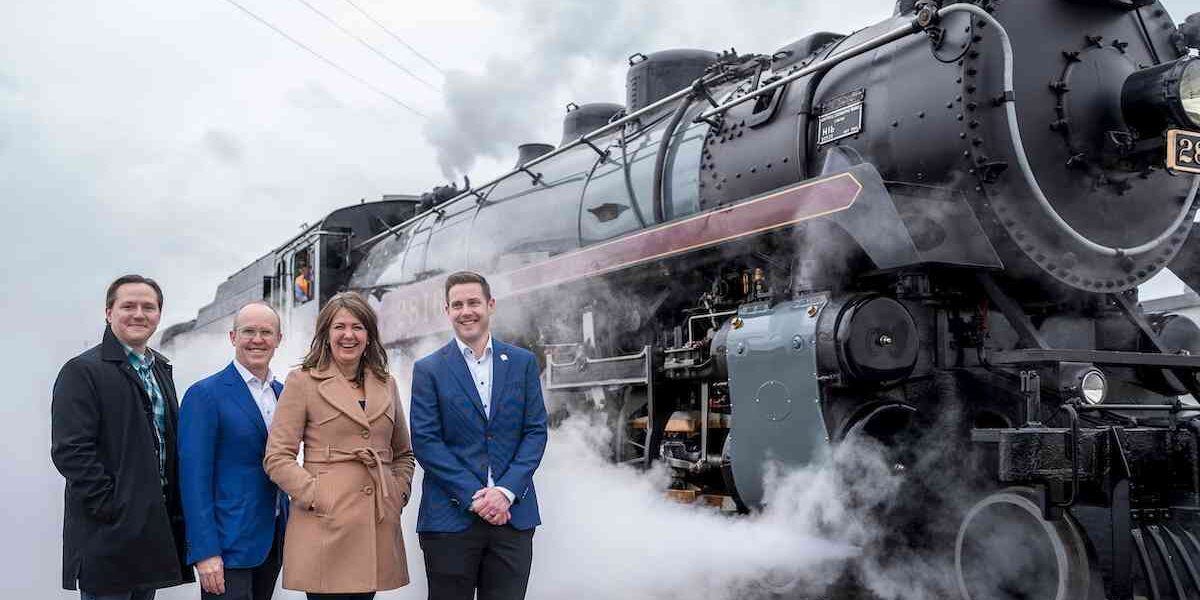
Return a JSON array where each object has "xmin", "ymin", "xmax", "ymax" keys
[
  {"xmin": 1167, "ymin": 129, "xmax": 1200, "ymax": 175},
  {"xmin": 817, "ymin": 88, "xmax": 865, "ymax": 146}
]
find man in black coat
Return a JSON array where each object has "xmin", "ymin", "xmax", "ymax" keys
[{"xmin": 51, "ymin": 274, "xmax": 193, "ymax": 600}]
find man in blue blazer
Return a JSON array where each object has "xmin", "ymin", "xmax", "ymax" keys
[
  {"xmin": 411, "ymin": 271, "xmax": 549, "ymax": 600},
  {"xmin": 179, "ymin": 303, "xmax": 287, "ymax": 600}
]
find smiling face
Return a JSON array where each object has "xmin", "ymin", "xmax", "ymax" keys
[
  {"xmin": 105, "ymin": 283, "xmax": 161, "ymax": 351},
  {"xmin": 446, "ymin": 282, "xmax": 495, "ymax": 347},
  {"xmin": 230, "ymin": 303, "xmax": 281, "ymax": 377},
  {"xmin": 328, "ymin": 308, "xmax": 367, "ymax": 371}
]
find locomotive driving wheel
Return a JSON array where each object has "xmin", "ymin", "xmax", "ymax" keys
[{"xmin": 954, "ymin": 487, "xmax": 1093, "ymax": 600}]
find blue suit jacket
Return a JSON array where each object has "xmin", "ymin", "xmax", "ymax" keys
[
  {"xmin": 179, "ymin": 362, "xmax": 286, "ymax": 567},
  {"xmin": 410, "ymin": 339, "xmax": 548, "ymax": 533}
]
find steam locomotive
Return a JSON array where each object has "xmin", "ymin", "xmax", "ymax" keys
[{"xmin": 165, "ymin": 0, "xmax": 1200, "ymax": 597}]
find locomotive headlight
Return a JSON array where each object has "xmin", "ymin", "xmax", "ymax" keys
[
  {"xmin": 1121, "ymin": 57, "xmax": 1200, "ymax": 137},
  {"xmin": 1078, "ymin": 369, "xmax": 1107, "ymax": 405},
  {"xmin": 1182, "ymin": 59, "xmax": 1200, "ymax": 127}
]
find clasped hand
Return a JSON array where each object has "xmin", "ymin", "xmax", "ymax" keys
[
  {"xmin": 196, "ymin": 555, "xmax": 225, "ymax": 594},
  {"xmin": 471, "ymin": 487, "xmax": 511, "ymax": 525}
]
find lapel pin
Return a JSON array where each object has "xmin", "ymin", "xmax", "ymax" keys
[{"xmin": 500, "ymin": 353, "xmax": 508, "ymax": 361}]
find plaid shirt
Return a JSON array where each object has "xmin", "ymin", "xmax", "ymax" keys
[{"xmin": 125, "ymin": 346, "xmax": 168, "ymax": 488}]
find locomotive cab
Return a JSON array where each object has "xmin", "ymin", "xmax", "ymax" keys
[{"xmin": 162, "ymin": 196, "xmax": 419, "ymax": 354}]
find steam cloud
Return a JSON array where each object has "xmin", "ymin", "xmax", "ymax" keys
[
  {"xmin": 422, "ymin": 0, "xmax": 893, "ymax": 179},
  {"xmin": 176, "ymin": 332, "xmax": 1005, "ymax": 600},
  {"xmin": 163, "ymin": 327, "xmax": 869, "ymax": 600},
  {"xmin": 421, "ymin": 0, "xmax": 668, "ymax": 179},
  {"xmin": 381, "ymin": 337, "xmax": 859, "ymax": 600}
]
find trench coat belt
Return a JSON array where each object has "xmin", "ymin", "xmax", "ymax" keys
[{"xmin": 307, "ymin": 446, "xmax": 394, "ymax": 523}]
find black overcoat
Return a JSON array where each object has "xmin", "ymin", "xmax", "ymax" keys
[{"xmin": 50, "ymin": 326, "xmax": 192, "ymax": 593}]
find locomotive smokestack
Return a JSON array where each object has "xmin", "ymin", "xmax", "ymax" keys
[{"xmin": 515, "ymin": 143, "xmax": 555, "ymax": 168}]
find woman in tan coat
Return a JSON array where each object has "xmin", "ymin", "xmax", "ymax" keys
[{"xmin": 265, "ymin": 292, "xmax": 414, "ymax": 600}]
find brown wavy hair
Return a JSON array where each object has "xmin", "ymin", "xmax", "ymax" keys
[{"xmin": 301, "ymin": 292, "xmax": 389, "ymax": 384}]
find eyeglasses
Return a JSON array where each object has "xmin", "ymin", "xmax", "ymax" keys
[{"xmin": 236, "ymin": 328, "xmax": 279, "ymax": 340}]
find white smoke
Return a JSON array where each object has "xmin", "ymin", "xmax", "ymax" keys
[
  {"xmin": 527, "ymin": 414, "xmax": 856, "ymax": 599},
  {"xmin": 168, "ymin": 332, "xmax": 236, "ymax": 389},
  {"xmin": 121, "ymin": 299, "xmax": 1002, "ymax": 600},
  {"xmin": 423, "ymin": 0, "xmax": 895, "ymax": 179},
  {"xmin": 378, "ymin": 336, "xmax": 852, "ymax": 600},
  {"xmin": 166, "ymin": 314, "xmax": 317, "ymax": 391},
  {"xmin": 162, "ymin": 324, "xmax": 863, "ymax": 600}
]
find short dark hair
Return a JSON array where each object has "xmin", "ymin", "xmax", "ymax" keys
[
  {"xmin": 444, "ymin": 271, "xmax": 491, "ymax": 303},
  {"xmin": 106, "ymin": 274, "xmax": 164, "ymax": 310}
]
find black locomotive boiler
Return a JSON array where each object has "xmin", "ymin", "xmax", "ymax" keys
[{"xmin": 168, "ymin": 1, "xmax": 1200, "ymax": 597}]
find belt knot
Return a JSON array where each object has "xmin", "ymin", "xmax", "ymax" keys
[{"xmin": 321, "ymin": 445, "xmax": 393, "ymax": 522}]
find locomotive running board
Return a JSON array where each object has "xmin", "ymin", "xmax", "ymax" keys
[{"xmin": 988, "ymin": 349, "xmax": 1200, "ymax": 369}]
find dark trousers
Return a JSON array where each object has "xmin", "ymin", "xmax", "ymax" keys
[
  {"xmin": 419, "ymin": 519, "xmax": 535, "ymax": 600},
  {"xmin": 201, "ymin": 524, "xmax": 283, "ymax": 600},
  {"xmin": 81, "ymin": 591, "xmax": 155, "ymax": 600}
]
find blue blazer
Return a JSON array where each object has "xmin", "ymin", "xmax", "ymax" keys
[
  {"xmin": 179, "ymin": 362, "xmax": 286, "ymax": 568},
  {"xmin": 410, "ymin": 339, "xmax": 548, "ymax": 533}
]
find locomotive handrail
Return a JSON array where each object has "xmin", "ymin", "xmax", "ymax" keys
[
  {"xmin": 356, "ymin": 14, "xmax": 930, "ymax": 255},
  {"xmin": 685, "ymin": 309, "xmax": 738, "ymax": 346},
  {"xmin": 358, "ymin": 2, "xmax": 1198, "ymax": 262},
  {"xmin": 690, "ymin": 2, "xmax": 1200, "ymax": 260},
  {"xmin": 544, "ymin": 346, "xmax": 650, "ymax": 369},
  {"xmin": 937, "ymin": 3, "xmax": 1199, "ymax": 258},
  {"xmin": 692, "ymin": 20, "xmax": 921, "ymax": 124},
  {"xmin": 354, "ymin": 73, "xmax": 727, "ymax": 253},
  {"xmin": 1053, "ymin": 403, "xmax": 1080, "ymax": 508}
]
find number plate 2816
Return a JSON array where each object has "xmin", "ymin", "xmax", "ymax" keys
[{"xmin": 1167, "ymin": 129, "xmax": 1200, "ymax": 175}]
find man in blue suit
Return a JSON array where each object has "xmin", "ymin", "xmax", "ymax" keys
[
  {"xmin": 411, "ymin": 271, "xmax": 549, "ymax": 600},
  {"xmin": 179, "ymin": 303, "xmax": 287, "ymax": 600}
]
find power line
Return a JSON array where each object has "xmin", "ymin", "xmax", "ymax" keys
[
  {"xmin": 340, "ymin": 0, "xmax": 445, "ymax": 75},
  {"xmin": 219, "ymin": 0, "xmax": 426, "ymax": 118},
  {"xmin": 290, "ymin": 0, "xmax": 442, "ymax": 92}
]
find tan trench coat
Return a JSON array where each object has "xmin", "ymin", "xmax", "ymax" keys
[{"xmin": 264, "ymin": 365, "xmax": 415, "ymax": 593}]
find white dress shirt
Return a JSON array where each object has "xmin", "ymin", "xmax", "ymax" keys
[
  {"xmin": 233, "ymin": 360, "xmax": 277, "ymax": 428},
  {"xmin": 454, "ymin": 336, "xmax": 515, "ymax": 504}
]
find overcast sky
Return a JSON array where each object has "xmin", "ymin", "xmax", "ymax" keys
[{"xmin": 3, "ymin": 0, "xmax": 1196, "ymax": 597}]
